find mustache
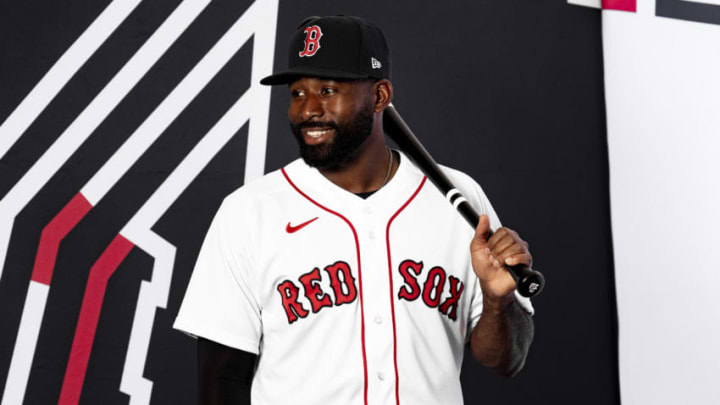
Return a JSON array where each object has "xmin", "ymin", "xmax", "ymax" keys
[{"xmin": 295, "ymin": 121, "xmax": 338, "ymax": 130}]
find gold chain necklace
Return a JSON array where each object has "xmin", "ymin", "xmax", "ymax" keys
[{"xmin": 381, "ymin": 147, "xmax": 393, "ymax": 187}]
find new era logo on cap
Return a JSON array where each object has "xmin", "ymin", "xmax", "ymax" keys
[{"xmin": 371, "ymin": 57, "xmax": 382, "ymax": 69}]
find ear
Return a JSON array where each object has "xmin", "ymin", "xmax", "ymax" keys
[{"xmin": 373, "ymin": 79, "xmax": 393, "ymax": 113}]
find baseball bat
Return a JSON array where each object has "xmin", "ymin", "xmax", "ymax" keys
[{"xmin": 382, "ymin": 104, "xmax": 544, "ymax": 298}]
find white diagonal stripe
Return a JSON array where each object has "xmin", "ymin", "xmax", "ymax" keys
[
  {"xmin": 0, "ymin": 2, "xmax": 211, "ymax": 403},
  {"xmin": 0, "ymin": 282, "xmax": 48, "ymax": 405},
  {"xmin": 682, "ymin": 0, "xmax": 720, "ymax": 5},
  {"xmin": 0, "ymin": 0, "xmax": 142, "ymax": 159},
  {"xmin": 118, "ymin": 1, "xmax": 277, "ymax": 403},
  {"xmin": 568, "ymin": 0, "xmax": 602, "ymax": 8},
  {"xmin": 81, "ymin": 0, "xmax": 271, "ymax": 205},
  {"xmin": 0, "ymin": 0, "xmax": 210, "ymax": 283}
]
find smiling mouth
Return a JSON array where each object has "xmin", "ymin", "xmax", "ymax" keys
[
  {"xmin": 305, "ymin": 128, "xmax": 332, "ymax": 138},
  {"xmin": 302, "ymin": 127, "xmax": 335, "ymax": 144}
]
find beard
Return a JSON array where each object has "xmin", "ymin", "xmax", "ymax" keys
[{"xmin": 290, "ymin": 103, "xmax": 375, "ymax": 170}]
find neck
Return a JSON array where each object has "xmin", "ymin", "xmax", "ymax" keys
[{"xmin": 319, "ymin": 117, "xmax": 396, "ymax": 194}]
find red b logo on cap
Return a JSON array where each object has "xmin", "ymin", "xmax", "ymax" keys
[{"xmin": 298, "ymin": 25, "xmax": 323, "ymax": 57}]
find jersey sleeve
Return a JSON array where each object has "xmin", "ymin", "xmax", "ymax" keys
[
  {"xmin": 173, "ymin": 196, "xmax": 262, "ymax": 354},
  {"xmin": 441, "ymin": 168, "xmax": 535, "ymax": 341}
]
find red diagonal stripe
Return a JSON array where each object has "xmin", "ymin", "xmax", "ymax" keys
[
  {"xmin": 31, "ymin": 193, "xmax": 93, "ymax": 285},
  {"xmin": 603, "ymin": 0, "xmax": 636, "ymax": 12},
  {"xmin": 58, "ymin": 234, "xmax": 134, "ymax": 405}
]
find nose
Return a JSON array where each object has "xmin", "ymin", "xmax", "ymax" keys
[{"xmin": 300, "ymin": 93, "xmax": 323, "ymax": 121}]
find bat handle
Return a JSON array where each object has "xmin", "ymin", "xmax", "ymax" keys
[
  {"xmin": 455, "ymin": 197, "xmax": 544, "ymax": 298},
  {"xmin": 507, "ymin": 263, "xmax": 545, "ymax": 298}
]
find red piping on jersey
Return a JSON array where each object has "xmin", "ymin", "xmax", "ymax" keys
[
  {"xmin": 385, "ymin": 176, "xmax": 427, "ymax": 405},
  {"xmin": 281, "ymin": 168, "xmax": 369, "ymax": 405}
]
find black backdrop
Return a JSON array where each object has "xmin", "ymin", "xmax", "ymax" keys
[{"xmin": 0, "ymin": 0, "xmax": 619, "ymax": 404}]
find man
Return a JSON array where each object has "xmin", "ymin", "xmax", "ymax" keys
[{"xmin": 174, "ymin": 15, "xmax": 535, "ymax": 405}]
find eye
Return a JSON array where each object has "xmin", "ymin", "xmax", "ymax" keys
[
  {"xmin": 290, "ymin": 89, "xmax": 305, "ymax": 98},
  {"xmin": 321, "ymin": 87, "xmax": 336, "ymax": 96}
]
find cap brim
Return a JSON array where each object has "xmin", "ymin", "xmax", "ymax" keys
[{"xmin": 260, "ymin": 66, "xmax": 370, "ymax": 85}]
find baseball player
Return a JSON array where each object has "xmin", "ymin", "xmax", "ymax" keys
[{"xmin": 174, "ymin": 15, "xmax": 535, "ymax": 405}]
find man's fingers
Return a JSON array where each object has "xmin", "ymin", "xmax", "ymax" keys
[
  {"xmin": 485, "ymin": 227, "xmax": 532, "ymax": 268},
  {"xmin": 486, "ymin": 227, "xmax": 507, "ymax": 250},
  {"xmin": 493, "ymin": 242, "xmax": 522, "ymax": 261},
  {"xmin": 503, "ymin": 253, "xmax": 532, "ymax": 267},
  {"xmin": 497, "ymin": 245, "xmax": 532, "ymax": 266},
  {"xmin": 487, "ymin": 227, "xmax": 517, "ymax": 250},
  {"xmin": 488, "ymin": 232, "xmax": 516, "ymax": 257}
]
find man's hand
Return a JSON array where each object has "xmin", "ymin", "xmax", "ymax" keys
[
  {"xmin": 468, "ymin": 215, "xmax": 535, "ymax": 376},
  {"xmin": 470, "ymin": 215, "xmax": 532, "ymax": 300}
]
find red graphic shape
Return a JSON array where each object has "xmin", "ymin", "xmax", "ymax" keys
[
  {"xmin": 58, "ymin": 234, "xmax": 134, "ymax": 405},
  {"xmin": 31, "ymin": 193, "xmax": 93, "ymax": 285},
  {"xmin": 603, "ymin": 0, "xmax": 636, "ymax": 12},
  {"xmin": 286, "ymin": 217, "xmax": 318, "ymax": 233}
]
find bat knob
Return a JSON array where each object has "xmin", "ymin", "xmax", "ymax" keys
[{"xmin": 508, "ymin": 264, "xmax": 545, "ymax": 298}]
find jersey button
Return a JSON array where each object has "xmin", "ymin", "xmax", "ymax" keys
[
  {"xmin": 368, "ymin": 230, "xmax": 377, "ymax": 239},
  {"xmin": 378, "ymin": 372, "xmax": 386, "ymax": 381},
  {"xmin": 364, "ymin": 206, "xmax": 373, "ymax": 215},
  {"xmin": 374, "ymin": 316, "xmax": 383, "ymax": 324}
]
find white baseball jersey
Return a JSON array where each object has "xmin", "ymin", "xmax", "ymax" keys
[{"xmin": 174, "ymin": 151, "xmax": 533, "ymax": 405}]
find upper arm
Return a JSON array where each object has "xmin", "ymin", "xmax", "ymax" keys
[{"xmin": 174, "ymin": 197, "xmax": 262, "ymax": 354}]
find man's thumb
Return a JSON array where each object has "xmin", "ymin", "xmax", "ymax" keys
[{"xmin": 474, "ymin": 214, "xmax": 491, "ymax": 245}]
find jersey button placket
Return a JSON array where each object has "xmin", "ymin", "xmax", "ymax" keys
[{"xmin": 356, "ymin": 209, "xmax": 395, "ymax": 403}]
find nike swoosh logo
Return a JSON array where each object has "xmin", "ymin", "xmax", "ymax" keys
[{"xmin": 286, "ymin": 217, "xmax": 318, "ymax": 233}]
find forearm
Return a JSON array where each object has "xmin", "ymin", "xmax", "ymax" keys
[
  {"xmin": 469, "ymin": 292, "xmax": 534, "ymax": 377},
  {"xmin": 198, "ymin": 337, "xmax": 257, "ymax": 405}
]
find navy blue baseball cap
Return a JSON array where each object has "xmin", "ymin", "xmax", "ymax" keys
[{"xmin": 260, "ymin": 15, "xmax": 391, "ymax": 85}]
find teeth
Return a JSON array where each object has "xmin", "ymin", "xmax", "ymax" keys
[{"xmin": 306, "ymin": 129, "xmax": 330, "ymax": 138}]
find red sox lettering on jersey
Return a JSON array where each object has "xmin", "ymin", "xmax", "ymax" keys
[
  {"xmin": 298, "ymin": 25, "xmax": 323, "ymax": 57},
  {"xmin": 397, "ymin": 259, "xmax": 465, "ymax": 321},
  {"xmin": 276, "ymin": 259, "xmax": 465, "ymax": 324},
  {"xmin": 276, "ymin": 261, "xmax": 358, "ymax": 323}
]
